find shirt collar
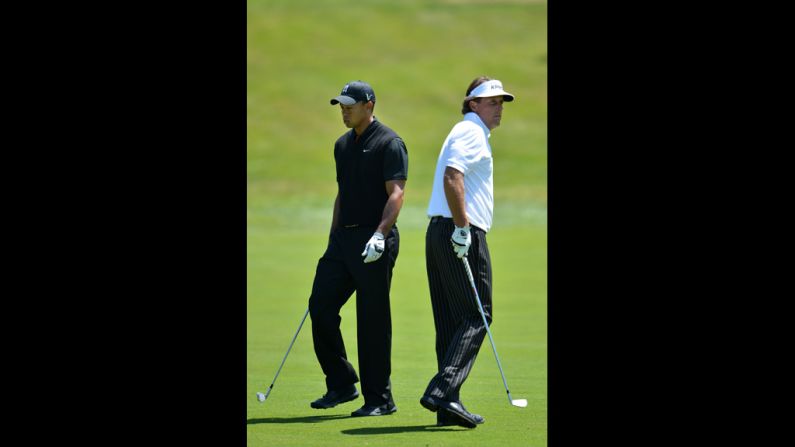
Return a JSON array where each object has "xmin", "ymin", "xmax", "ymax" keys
[
  {"xmin": 352, "ymin": 116, "xmax": 379, "ymax": 141},
  {"xmin": 464, "ymin": 112, "xmax": 490, "ymax": 139}
]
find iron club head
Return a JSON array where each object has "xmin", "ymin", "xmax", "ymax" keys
[
  {"xmin": 256, "ymin": 392, "xmax": 266, "ymax": 402},
  {"xmin": 512, "ymin": 399, "xmax": 528, "ymax": 407}
]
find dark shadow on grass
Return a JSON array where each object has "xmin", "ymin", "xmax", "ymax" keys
[
  {"xmin": 247, "ymin": 415, "xmax": 350, "ymax": 424},
  {"xmin": 341, "ymin": 425, "xmax": 470, "ymax": 435}
]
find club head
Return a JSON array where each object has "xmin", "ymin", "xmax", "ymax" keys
[
  {"xmin": 511, "ymin": 399, "xmax": 528, "ymax": 408},
  {"xmin": 256, "ymin": 392, "xmax": 266, "ymax": 402}
]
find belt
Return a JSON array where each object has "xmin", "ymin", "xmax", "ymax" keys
[
  {"xmin": 430, "ymin": 216, "xmax": 484, "ymax": 233},
  {"xmin": 341, "ymin": 223, "xmax": 383, "ymax": 229}
]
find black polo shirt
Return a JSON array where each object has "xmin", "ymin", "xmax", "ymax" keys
[{"xmin": 334, "ymin": 118, "xmax": 408, "ymax": 227}]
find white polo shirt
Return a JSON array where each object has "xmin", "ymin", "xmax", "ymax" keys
[{"xmin": 427, "ymin": 112, "xmax": 494, "ymax": 232}]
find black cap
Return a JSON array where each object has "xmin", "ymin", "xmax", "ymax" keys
[{"xmin": 330, "ymin": 81, "xmax": 376, "ymax": 105}]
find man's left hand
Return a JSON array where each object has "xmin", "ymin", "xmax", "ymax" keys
[{"xmin": 361, "ymin": 232, "xmax": 385, "ymax": 263}]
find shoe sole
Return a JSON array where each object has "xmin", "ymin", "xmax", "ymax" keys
[
  {"xmin": 435, "ymin": 414, "xmax": 477, "ymax": 429},
  {"xmin": 438, "ymin": 412, "xmax": 485, "ymax": 426},
  {"xmin": 446, "ymin": 412, "xmax": 477, "ymax": 429},
  {"xmin": 437, "ymin": 419, "xmax": 478, "ymax": 428},
  {"xmin": 310, "ymin": 392, "xmax": 360, "ymax": 409}
]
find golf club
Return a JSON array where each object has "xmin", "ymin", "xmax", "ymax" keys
[
  {"xmin": 256, "ymin": 307, "xmax": 310, "ymax": 403},
  {"xmin": 462, "ymin": 256, "xmax": 528, "ymax": 408}
]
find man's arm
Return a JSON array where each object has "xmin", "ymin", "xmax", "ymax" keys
[
  {"xmin": 444, "ymin": 166, "xmax": 472, "ymax": 258},
  {"xmin": 361, "ymin": 180, "xmax": 405, "ymax": 263},
  {"xmin": 375, "ymin": 180, "xmax": 406, "ymax": 235},
  {"xmin": 330, "ymin": 193, "xmax": 340, "ymax": 234},
  {"xmin": 443, "ymin": 167, "xmax": 468, "ymax": 227}
]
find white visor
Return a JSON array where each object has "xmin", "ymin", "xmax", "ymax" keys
[{"xmin": 467, "ymin": 79, "xmax": 515, "ymax": 101}]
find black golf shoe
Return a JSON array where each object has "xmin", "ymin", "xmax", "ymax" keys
[
  {"xmin": 437, "ymin": 403, "xmax": 485, "ymax": 427},
  {"xmin": 310, "ymin": 385, "xmax": 359, "ymax": 409},
  {"xmin": 420, "ymin": 395, "xmax": 479, "ymax": 428},
  {"xmin": 350, "ymin": 402, "xmax": 397, "ymax": 417}
]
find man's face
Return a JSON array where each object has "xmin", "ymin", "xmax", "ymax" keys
[
  {"xmin": 340, "ymin": 101, "xmax": 372, "ymax": 129},
  {"xmin": 471, "ymin": 96, "xmax": 505, "ymax": 130}
]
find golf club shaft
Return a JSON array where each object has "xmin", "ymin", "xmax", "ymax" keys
[
  {"xmin": 462, "ymin": 256, "xmax": 515, "ymax": 405},
  {"xmin": 265, "ymin": 307, "xmax": 310, "ymax": 399}
]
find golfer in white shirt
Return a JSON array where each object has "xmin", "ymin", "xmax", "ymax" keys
[{"xmin": 420, "ymin": 77, "xmax": 515, "ymax": 429}]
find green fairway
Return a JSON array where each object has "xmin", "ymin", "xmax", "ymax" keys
[{"xmin": 248, "ymin": 0, "xmax": 546, "ymax": 445}]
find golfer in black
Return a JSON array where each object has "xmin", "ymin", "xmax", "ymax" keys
[
  {"xmin": 420, "ymin": 76, "xmax": 515, "ymax": 428},
  {"xmin": 307, "ymin": 80, "xmax": 408, "ymax": 417}
]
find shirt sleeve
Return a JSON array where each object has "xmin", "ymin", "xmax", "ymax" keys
[
  {"xmin": 383, "ymin": 137, "xmax": 408, "ymax": 181},
  {"xmin": 445, "ymin": 124, "xmax": 483, "ymax": 174}
]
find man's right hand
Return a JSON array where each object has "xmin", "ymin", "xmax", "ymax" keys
[{"xmin": 451, "ymin": 225, "xmax": 471, "ymax": 258}]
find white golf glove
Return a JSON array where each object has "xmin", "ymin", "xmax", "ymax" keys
[
  {"xmin": 451, "ymin": 225, "xmax": 471, "ymax": 259},
  {"xmin": 361, "ymin": 232, "xmax": 385, "ymax": 263}
]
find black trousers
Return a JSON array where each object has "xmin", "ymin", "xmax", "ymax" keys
[
  {"xmin": 308, "ymin": 225, "xmax": 399, "ymax": 407},
  {"xmin": 423, "ymin": 217, "xmax": 492, "ymax": 415}
]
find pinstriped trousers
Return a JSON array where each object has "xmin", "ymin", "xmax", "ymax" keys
[{"xmin": 423, "ymin": 217, "xmax": 492, "ymax": 407}]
